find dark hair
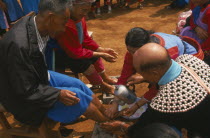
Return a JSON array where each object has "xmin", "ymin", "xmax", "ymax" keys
[
  {"xmin": 38, "ymin": 0, "xmax": 72, "ymax": 13},
  {"xmin": 139, "ymin": 52, "xmax": 171, "ymax": 72},
  {"xmin": 128, "ymin": 123, "xmax": 180, "ymax": 138},
  {"xmin": 149, "ymin": 35, "xmax": 160, "ymax": 44},
  {"xmin": 125, "ymin": 27, "xmax": 154, "ymax": 48}
]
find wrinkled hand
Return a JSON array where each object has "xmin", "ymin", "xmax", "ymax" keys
[
  {"xmin": 102, "ymin": 53, "xmax": 117, "ymax": 62},
  {"xmin": 59, "ymin": 89, "xmax": 80, "ymax": 106},
  {"xmin": 0, "ymin": 1, "xmax": 7, "ymax": 11},
  {"xmin": 195, "ymin": 26, "xmax": 208, "ymax": 40},
  {"xmin": 103, "ymin": 48, "xmax": 118, "ymax": 59},
  {"xmin": 104, "ymin": 102, "xmax": 119, "ymax": 119},
  {"xmin": 100, "ymin": 121, "xmax": 124, "ymax": 135},
  {"xmin": 126, "ymin": 74, "xmax": 145, "ymax": 86},
  {"xmin": 123, "ymin": 104, "xmax": 138, "ymax": 117}
]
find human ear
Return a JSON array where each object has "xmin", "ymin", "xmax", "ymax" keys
[
  {"xmin": 151, "ymin": 70, "xmax": 158, "ymax": 76},
  {"xmin": 151, "ymin": 70, "xmax": 160, "ymax": 83},
  {"xmin": 48, "ymin": 13, "xmax": 54, "ymax": 24},
  {"xmin": 46, "ymin": 13, "xmax": 55, "ymax": 30}
]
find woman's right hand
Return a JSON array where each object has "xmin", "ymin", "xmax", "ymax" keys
[
  {"xmin": 93, "ymin": 52, "xmax": 117, "ymax": 62},
  {"xmin": 126, "ymin": 74, "xmax": 145, "ymax": 86},
  {"xmin": 123, "ymin": 104, "xmax": 139, "ymax": 117},
  {"xmin": 123, "ymin": 98, "xmax": 148, "ymax": 117},
  {"xmin": 102, "ymin": 48, "xmax": 118, "ymax": 59},
  {"xmin": 101, "ymin": 53, "xmax": 117, "ymax": 62},
  {"xmin": 195, "ymin": 26, "xmax": 208, "ymax": 40}
]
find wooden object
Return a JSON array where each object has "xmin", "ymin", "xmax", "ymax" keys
[{"xmin": 0, "ymin": 104, "xmax": 62, "ymax": 138}]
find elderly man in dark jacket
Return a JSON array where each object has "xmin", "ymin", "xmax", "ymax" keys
[{"xmin": 0, "ymin": 0, "xmax": 109, "ymax": 126}]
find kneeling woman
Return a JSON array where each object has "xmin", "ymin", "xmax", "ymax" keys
[{"xmin": 181, "ymin": 0, "xmax": 210, "ymax": 64}]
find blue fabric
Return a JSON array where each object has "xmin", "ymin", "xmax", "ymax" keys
[
  {"xmin": 47, "ymin": 71, "xmax": 93, "ymax": 123},
  {"xmin": 45, "ymin": 39, "xmax": 61, "ymax": 70},
  {"xmin": 155, "ymin": 32, "xmax": 197, "ymax": 55},
  {"xmin": 3, "ymin": 0, "xmax": 23, "ymax": 21},
  {"xmin": 158, "ymin": 60, "xmax": 182, "ymax": 85},
  {"xmin": 0, "ymin": 10, "xmax": 7, "ymax": 29},
  {"xmin": 192, "ymin": 6, "xmax": 201, "ymax": 25},
  {"xmin": 175, "ymin": 0, "xmax": 187, "ymax": 7},
  {"xmin": 76, "ymin": 21, "xmax": 84, "ymax": 44},
  {"xmin": 20, "ymin": 0, "xmax": 40, "ymax": 15},
  {"xmin": 182, "ymin": 41, "xmax": 198, "ymax": 55}
]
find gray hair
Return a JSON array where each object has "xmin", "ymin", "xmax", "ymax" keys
[
  {"xmin": 38, "ymin": 0, "xmax": 72, "ymax": 13},
  {"xmin": 139, "ymin": 53, "xmax": 171, "ymax": 72}
]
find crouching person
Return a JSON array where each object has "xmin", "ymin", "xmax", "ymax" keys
[
  {"xmin": 129, "ymin": 43, "xmax": 210, "ymax": 137},
  {"xmin": 101, "ymin": 43, "xmax": 210, "ymax": 137},
  {"xmin": 47, "ymin": 0, "xmax": 118, "ymax": 94},
  {"xmin": 0, "ymin": 0, "xmax": 108, "ymax": 126}
]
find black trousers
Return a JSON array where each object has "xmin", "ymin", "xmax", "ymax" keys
[{"xmin": 55, "ymin": 50, "xmax": 98, "ymax": 73}]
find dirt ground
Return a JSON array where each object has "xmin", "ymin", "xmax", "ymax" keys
[{"xmin": 0, "ymin": 0, "xmax": 187, "ymax": 137}]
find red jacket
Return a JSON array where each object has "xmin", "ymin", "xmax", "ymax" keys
[
  {"xmin": 117, "ymin": 52, "xmax": 158, "ymax": 101},
  {"xmin": 56, "ymin": 18, "xmax": 99, "ymax": 59},
  {"xmin": 190, "ymin": 3, "xmax": 210, "ymax": 51}
]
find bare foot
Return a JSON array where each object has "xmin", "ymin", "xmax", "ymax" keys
[
  {"xmin": 100, "ymin": 82, "xmax": 115, "ymax": 94},
  {"xmin": 100, "ymin": 72, "xmax": 117, "ymax": 85},
  {"xmin": 104, "ymin": 77, "xmax": 117, "ymax": 85}
]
